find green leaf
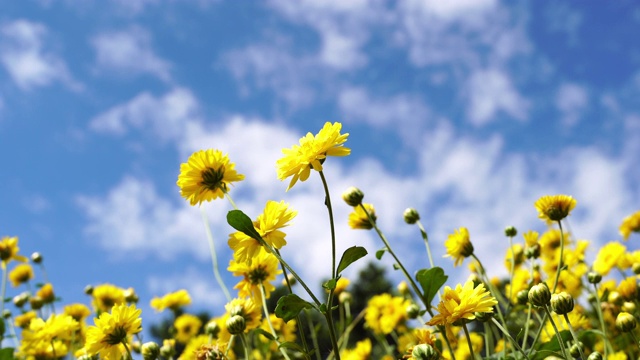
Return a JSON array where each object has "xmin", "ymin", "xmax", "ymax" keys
[
  {"xmin": 375, "ymin": 248, "xmax": 387, "ymax": 260},
  {"xmin": 255, "ymin": 328, "xmax": 276, "ymax": 341},
  {"xmin": 226, "ymin": 210, "xmax": 262, "ymax": 240},
  {"xmin": 278, "ymin": 341, "xmax": 306, "ymax": 353},
  {"xmin": 0, "ymin": 348, "xmax": 14, "ymax": 360},
  {"xmin": 393, "ymin": 263, "xmax": 400, "ymax": 270},
  {"xmin": 415, "ymin": 267, "xmax": 448, "ymax": 305},
  {"xmin": 323, "ymin": 278, "xmax": 337, "ymax": 291},
  {"xmin": 275, "ymin": 294, "xmax": 314, "ymax": 322},
  {"xmin": 530, "ymin": 330, "xmax": 572, "ymax": 360},
  {"xmin": 318, "ymin": 303, "xmax": 327, "ymax": 313},
  {"xmin": 337, "ymin": 246, "xmax": 368, "ymax": 275}
]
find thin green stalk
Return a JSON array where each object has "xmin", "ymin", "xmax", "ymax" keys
[
  {"xmin": 552, "ymin": 221, "xmax": 566, "ymax": 293},
  {"xmin": 306, "ymin": 309, "xmax": 322, "ymax": 360},
  {"xmin": 629, "ymin": 331, "xmax": 640, "ymax": 351},
  {"xmin": 470, "ymin": 254, "xmax": 509, "ymax": 328},
  {"xmin": 563, "ymin": 313, "xmax": 585, "ymax": 360},
  {"xmin": 462, "ymin": 323, "xmax": 478, "ymax": 360},
  {"xmin": 200, "ymin": 206, "xmax": 231, "ymax": 302},
  {"xmin": 507, "ymin": 234, "xmax": 516, "ymax": 305},
  {"xmin": 278, "ymin": 253, "xmax": 311, "ymax": 358},
  {"xmin": 263, "ymin": 243, "xmax": 321, "ymax": 307},
  {"xmin": 122, "ymin": 341, "xmax": 133, "ymax": 360},
  {"xmin": 483, "ymin": 323, "xmax": 493, "ymax": 357},
  {"xmin": 592, "ymin": 283, "xmax": 613, "ymax": 356},
  {"xmin": 0, "ymin": 267, "xmax": 7, "ymax": 317},
  {"xmin": 490, "ymin": 318, "xmax": 530, "ymax": 359},
  {"xmin": 522, "ymin": 303, "xmax": 533, "ymax": 350},
  {"xmin": 225, "ymin": 192, "xmax": 239, "ymax": 210},
  {"xmin": 238, "ymin": 333, "xmax": 250, "ymax": 360},
  {"xmin": 543, "ymin": 305, "xmax": 569, "ymax": 358},
  {"xmin": 260, "ymin": 284, "xmax": 292, "ymax": 360},
  {"xmin": 337, "ymin": 308, "xmax": 365, "ymax": 348},
  {"xmin": 416, "ymin": 220, "xmax": 441, "ymax": 301}
]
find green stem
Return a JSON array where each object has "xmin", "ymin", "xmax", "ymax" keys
[
  {"xmin": 470, "ymin": 254, "xmax": 509, "ymax": 328},
  {"xmin": 278, "ymin": 254, "xmax": 311, "ymax": 358},
  {"xmin": 483, "ymin": 323, "xmax": 493, "ymax": 357},
  {"xmin": 552, "ymin": 221, "xmax": 566, "ymax": 293},
  {"xmin": 200, "ymin": 206, "xmax": 232, "ymax": 302},
  {"xmin": 508, "ymin": 234, "xmax": 516, "ymax": 305},
  {"xmin": 629, "ymin": 331, "xmax": 640, "ymax": 351},
  {"xmin": 416, "ymin": 220, "xmax": 441, "ymax": 301},
  {"xmin": 543, "ymin": 306, "xmax": 569, "ymax": 358},
  {"xmin": 592, "ymin": 283, "xmax": 612, "ymax": 356},
  {"xmin": 225, "ymin": 192, "xmax": 239, "ymax": 210},
  {"xmin": 264, "ymin": 244, "xmax": 320, "ymax": 307},
  {"xmin": 260, "ymin": 284, "xmax": 292, "ymax": 360},
  {"xmin": 490, "ymin": 318, "xmax": 530, "ymax": 359},
  {"xmin": 238, "ymin": 333, "xmax": 250, "ymax": 360},
  {"xmin": 522, "ymin": 303, "xmax": 533, "ymax": 350},
  {"xmin": 122, "ymin": 341, "xmax": 133, "ymax": 360},
  {"xmin": 563, "ymin": 313, "xmax": 585, "ymax": 360},
  {"xmin": 305, "ymin": 309, "xmax": 322, "ymax": 360},
  {"xmin": 462, "ymin": 323, "xmax": 478, "ymax": 360}
]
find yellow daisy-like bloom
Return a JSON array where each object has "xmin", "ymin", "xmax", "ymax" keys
[
  {"xmin": 620, "ymin": 210, "xmax": 640, "ymax": 240},
  {"xmin": 617, "ymin": 276, "xmax": 637, "ymax": 301},
  {"xmin": 341, "ymin": 338, "xmax": 371, "ymax": 360},
  {"xmin": 504, "ymin": 243, "xmax": 524, "ymax": 270},
  {"xmin": 348, "ymin": 203, "xmax": 376, "ymax": 230},
  {"xmin": 9, "ymin": 263, "xmax": 34, "ymax": 287},
  {"xmin": 225, "ymin": 297, "xmax": 262, "ymax": 333},
  {"xmin": 402, "ymin": 328, "xmax": 438, "ymax": 359},
  {"xmin": 333, "ymin": 277, "xmax": 350, "ymax": 295},
  {"xmin": 178, "ymin": 334, "xmax": 209, "ymax": 360},
  {"xmin": 36, "ymin": 283, "xmax": 55, "ymax": 304},
  {"xmin": 0, "ymin": 236, "xmax": 28, "ymax": 269},
  {"xmin": 444, "ymin": 227, "xmax": 474, "ymax": 267},
  {"xmin": 523, "ymin": 230, "xmax": 539, "ymax": 247},
  {"xmin": 150, "ymin": 289, "xmax": 192, "ymax": 312},
  {"xmin": 228, "ymin": 200, "xmax": 297, "ymax": 264},
  {"xmin": 177, "ymin": 149, "xmax": 245, "ymax": 206},
  {"xmin": 276, "ymin": 121, "xmax": 351, "ymax": 191},
  {"xmin": 451, "ymin": 332, "xmax": 483, "ymax": 360},
  {"xmin": 15, "ymin": 311, "xmax": 38, "ymax": 329},
  {"xmin": 364, "ymin": 293, "xmax": 410, "ymax": 335},
  {"xmin": 85, "ymin": 303, "xmax": 142, "ymax": 360},
  {"xmin": 92, "ymin": 283, "xmax": 126, "ymax": 313},
  {"xmin": 593, "ymin": 241, "xmax": 627, "ymax": 276},
  {"xmin": 608, "ymin": 352, "xmax": 628, "ymax": 360},
  {"xmin": 228, "ymin": 247, "xmax": 282, "ymax": 301},
  {"xmin": 534, "ymin": 194, "xmax": 577, "ymax": 222},
  {"xmin": 427, "ymin": 280, "xmax": 498, "ymax": 326},
  {"xmin": 174, "ymin": 313, "xmax": 202, "ymax": 344},
  {"xmin": 64, "ymin": 303, "xmax": 92, "ymax": 322},
  {"xmin": 541, "ymin": 309, "xmax": 589, "ymax": 342},
  {"xmin": 18, "ymin": 313, "xmax": 79, "ymax": 359},
  {"xmin": 505, "ymin": 268, "xmax": 533, "ymax": 304}
]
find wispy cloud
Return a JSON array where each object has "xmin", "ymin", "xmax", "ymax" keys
[
  {"xmin": 466, "ymin": 68, "xmax": 529, "ymax": 125},
  {"xmin": 556, "ymin": 83, "xmax": 589, "ymax": 128}
]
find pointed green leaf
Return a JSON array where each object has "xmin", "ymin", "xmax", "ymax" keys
[
  {"xmin": 375, "ymin": 248, "xmax": 387, "ymax": 260},
  {"xmin": 323, "ymin": 278, "xmax": 337, "ymax": 291},
  {"xmin": 275, "ymin": 294, "xmax": 314, "ymax": 322},
  {"xmin": 227, "ymin": 210, "xmax": 262, "ymax": 240},
  {"xmin": 416, "ymin": 267, "xmax": 448, "ymax": 305},
  {"xmin": 255, "ymin": 328, "xmax": 276, "ymax": 341},
  {"xmin": 278, "ymin": 341, "xmax": 307, "ymax": 353},
  {"xmin": 337, "ymin": 246, "xmax": 368, "ymax": 275}
]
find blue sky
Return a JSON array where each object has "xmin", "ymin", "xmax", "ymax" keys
[{"xmin": 1, "ymin": 0, "xmax": 639, "ymax": 333}]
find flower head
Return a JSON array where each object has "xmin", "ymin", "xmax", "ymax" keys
[
  {"xmin": 444, "ymin": 227, "xmax": 474, "ymax": 267},
  {"xmin": 228, "ymin": 247, "xmax": 282, "ymax": 301},
  {"xmin": 224, "ymin": 298, "xmax": 262, "ymax": 333},
  {"xmin": 593, "ymin": 241, "xmax": 626, "ymax": 276},
  {"xmin": 85, "ymin": 303, "xmax": 142, "ymax": 360},
  {"xmin": 341, "ymin": 338, "xmax": 372, "ymax": 360},
  {"xmin": 276, "ymin": 122, "xmax": 350, "ymax": 190},
  {"xmin": 9, "ymin": 263, "xmax": 34, "ymax": 287},
  {"xmin": 620, "ymin": 210, "xmax": 640, "ymax": 240},
  {"xmin": 348, "ymin": 203, "xmax": 376, "ymax": 230},
  {"xmin": 177, "ymin": 149, "xmax": 245, "ymax": 206},
  {"xmin": 427, "ymin": 280, "xmax": 498, "ymax": 326},
  {"xmin": 150, "ymin": 289, "xmax": 192, "ymax": 312},
  {"xmin": 364, "ymin": 293, "xmax": 410, "ymax": 335},
  {"xmin": 92, "ymin": 283, "xmax": 126, "ymax": 313},
  {"xmin": 534, "ymin": 194, "xmax": 576, "ymax": 222},
  {"xmin": 174, "ymin": 314, "xmax": 202, "ymax": 343},
  {"xmin": 63, "ymin": 303, "xmax": 92, "ymax": 322},
  {"xmin": 0, "ymin": 236, "xmax": 28, "ymax": 269},
  {"xmin": 18, "ymin": 314, "xmax": 79, "ymax": 359}
]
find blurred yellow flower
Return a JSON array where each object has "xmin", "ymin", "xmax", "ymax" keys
[
  {"xmin": 18, "ymin": 314, "xmax": 79, "ymax": 359},
  {"xmin": 0, "ymin": 236, "xmax": 28, "ymax": 269},
  {"xmin": 178, "ymin": 334, "xmax": 209, "ymax": 360},
  {"xmin": 85, "ymin": 303, "xmax": 142, "ymax": 360},
  {"xmin": 276, "ymin": 122, "xmax": 350, "ymax": 191},
  {"xmin": 523, "ymin": 230, "xmax": 539, "ymax": 247},
  {"xmin": 504, "ymin": 243, "xmax": 524, "ymax": 270},
  {"xmin": 341, "ymin": 338, "xmax": 371, "ymax": 360},
  {"xmin": 333, "ymin": 277, "xmax": 350, "ymax": 294},
  {"xmin": 228, "ymin": 247, "xmax": 281, "ymax": 301},
  {"xmin": 620, "ymin": 210, "xmax": 640, "ymax": 240},
  {"xmin": 15, "ymin": 311, "xmax": 38, "ymax": 329},
  {"xmin": 150, "ymin": 289, "xmax": 192, "ymax": 312},
  {"xmin": 453, "ymin": 332, "xmax": 483, "ymax": 360},
  {"xmin": 225, "ymin": 297, "xmax": 262, "ymax": 333},
  {"xmin": 348, "ymin": 203, "xmax": 376, "ymax": 230},
  {"xmin": 444, "ymin": 227, "xmax": 474, "ymax": 267},
  {"xmin": 174, "ymin": 314, "xmax": 202, "ymax": 344},
  {"xmin": 36, "ymin": 283, "xmax": 55, "ymax": 304},
  {"xmin": 92, "ymin": 283, "xmax": 126, "ymax": 313},
  {"xmin": 9, "ymin": 263, "xmax": 34, "ymax": 287},
  {"xmin": 617, "ymin": 276, "xmax": 637, "ymax": 301},
  {"xmin": 541, "ymin": 309, "xmax": 589, "ymax": 342},
  {"xmin": 534, "ymin": 194, "xmax": 576, "ymax": 222},
  {"xmin": 63, "ymin": 303, "xmax": 92, "ymax": 322},
  {"xmin": 365, "ymin": 293, "xmax": 410, "ymax": 335},
  {"xmin": 177, "ymin": 149, "xmax": 245, "ymax": 206},
  {"xmin": 258, "ymin": 314, "xmax": 297, "ymax": 352},
  {"xmin": 428, "ymin": 280, "xmax": 498, "ymax": 326},
  {"xmin": 593, "ymin": 241, "xmax": 626, "ymax": 276}
]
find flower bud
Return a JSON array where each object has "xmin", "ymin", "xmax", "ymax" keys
[
  {"xmin": 124, "ymin": 288, "xmax": 139, "ymax": 303},
  {"xmin": 31, "ymin": 252, "xmax": 43, "ymax": 264},
  {"xmin": 517, "ymin": 289, "xmax": 530, "ymax": 305},
  {"xmin": 569, "ymin": 341, "xmax": 583, "ymax": 358},
  {"xmin": 616, "ymin": 312, "xmax": 637, "ymax": 332},
  {"xmin": 282, "ymin": 273, "xmax": 296, "ymax": 286},
  {"xmin": 226, "ymin": 314, "xmax": 246, "ymax": 335},
  {"xmin": 622, "ymin": 301, "xmax": 636, "ymax": 313},
  {"xmin": 608, "ymin": 291, "xmax": 622, "ymax": 305},
  {"xmin": 205, "ymin": 320, "xmax": 220, "ymax": 337},
  {"xmin": 411, "ymin": 343, "xmax": 438, "ymax": 360},
  {"xmin": 587, "ymin": 271, "xmax": 602, "ymax": 284},
  {"xmin": 2, "ymin": 310, "xmax": 10, "ymax": 319},
  {"xmin": 29, "ymin": 296, "xmax": 44, "ymax": 310},
  {"xmin": 13, "ymin": 293, "xmax": 29, "ymax": 308},
  {"xmin": 141, "ymin": 342, "xmax": 160, "ymax": 360},
  {"xmin": 84, "ymin": 285, "xmax": 94, "ymax": 295},
  {"xmin": 403, "ymin": 208, "xmax": 420, "ymax": 224},
  {"xmin": 528, "ymin": 283, "xmax": 551, "ymax": 307},
  {"xmin": 632, "ymin": 262, "xmax": 640, "ymax": 275},
  {"xmin": 504, "ymin": 226, "xmax": 517, "ymax": 237},
  {"xmin": 397, "ymin": 281, "xmax": 409, "ymax": 296},
  {"xmin": 550, "ymin": 292, "xmax": 574, "ymax": 315},
  {"xmin": 339, "ymin": 291, "xmax": 352, "ymax": 304},
  {"xmin": 342, "ymin": 187, "xmax": 364, "ymax": 207},
  {"xmin": 130, "ymin": 341, "xmax": 142, "ymax": 353},
  {"xmin": 587, "ymin": 351, "xmax": 603, "ymax": 360},
  {"xmin": 159, "ymin": 340, "xmax": 175, "ymax": 358},
  {"xmin": 524, "ymin": 244, "xmax": 540, "ymax": 259},
  {"xmin": 406, "ymin": 304, "xmax": 420, "ymax": 319}
]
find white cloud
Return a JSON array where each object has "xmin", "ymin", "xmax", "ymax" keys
[
  {"xmin": 0, "ymin": 19, "xmax": 80, "ymax": 91},
  {"xmin": 91, "ymin": 26, "xmax": 171, "ymax": 81},
  {"xmin": 89, "ymin": 87, "xmax": 199, "ymax": 141},
  {"xmin": 556, "ymin": 83, "xmax": 589, "ymax": 128},
  {"xmin": 466, "ymin": 68, "xmax": 529, "ymax": 125}
]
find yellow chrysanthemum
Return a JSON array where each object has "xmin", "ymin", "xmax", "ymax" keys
[
  {"xmin": 9, "ymin": 263, "xmax": 34, "ymax": 287},
  {"xmin": 505, "ymin": 268, "xmax": 533, "ymax": 304},
  {"xmin": 341, "ymin": 338, "xmax": 371, "ymax": 360},
  {"xmin": 608, "ymin": 352, "xmax": 628, "ymax": 360},
  {"xmin": 504, "ymin": 243, "xmax": 524, "ymax": 270},
  {"xmin": 177, "ymin": 149, "xmax": 245, "ymax": 206},
  {"xmin": 15, "ymin": 311, "xmax": 38, "ymax": 329},
  {"xmin": 620, "ymin": 210, "xmax": 640, "ymax": 240},
  {"xmin": 523, "ymin": 230, "xmax": 539, "ymax": 247},
  {"xmin": 228, "ymin": 200, "xmax": 296, "ymax": 264},
  {"xmin": 174, "ymin": 314, "xmax": 202, "ymax": 344},
  {"xmin": 333, "ymin": 277, "xmax": 350, "ymax": 295},
  {"xmin": 427, "ymin": 280, "xmax": 498, "ymax": 326},
  {"xmin": 0, "ymin": 236, "xmax": 28, "ymax": 269},
  {"xmin": 228, "ymin": 247, "xmax": 281, "ymax": 301},
  {"xmin": 64, "ymin": 303, "xmax": 92, "ymax": 322},
  {"xmin": 364, "ymin": 293, "xmax": 410, "ymax": 335},
  {"xmin": 85, "ymin": 303, "xmax": 142, "ymax": 360},
  {"xmin": 150, "ymin": 289, "xmax": 192, "ymax": 312},
  {"xmin": 18, "ymin": 313, "xmax": 79, "ymax": 359},
  {"xmin": 534, "ymin": 194, "xmax": 577, "ymax": 222},
  {"xmin": 348, "ymin": 203, "xmax": 376, "ymax": 230},
  {"xmin": 92, "ymin": 283, "xmax": 126, "ymax": 313},
  {"xmin": 224, "ymin": 297, "xmax": 262, "ymax": 333},
  {"xmin": 451, "ymin": 332, "xmax": 483, "ymax": 360},
  {"xmin": 36, "ymin": 283, "xmax": 55, "ymax": 304},
  {"xmin": 444, "ymin": 227, "xmax": 474, "ymax": 267},
  {"xmin": 617, "ymin": 276, "xmax": 637, "ymax": 301},
  {"xmin": 593, "ymin": 241, "xmax": 627, "ymax": 276},
  {"xmin": 276, "ymin": 121, "xmax": 350, "ymax": 191}
]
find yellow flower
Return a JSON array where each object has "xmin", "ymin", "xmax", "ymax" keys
[
  {"xmin": 0, "ymin": 236, "xmax": 28, "ymax": 269},
  {"xmin": 85, "ymin": 303, "xmax": 142, "ymax": 360},
  {"xmin": 608, "ymin": 352, "xmax": 629, "ymax": 360},
  {"xmin": 348, "ymin": 203, "xmax": 376, "ymax": 230},
  {"xmin": 341, "ymin": 338, "xmax": 371, "ymax": 360},
  {"xmin": 150, "ymin": 289, "xmax": 192, "ymax": 312},
  {"xmin": 177, "ymin": 149, "xmax": 245, "ymax": 206},
  {"xmin": 18, "ymin": 314, "xmax": 80, "ymax": 359},
  {"xmin": 64, "ymin": 303, "xmax": 92, "ymax": 322},
  {"xmin": 228, "ymin": 247, "xmax": 282, "ymax": 301},
  {"xmin": 505, "ymin": 268, "xmax": 533, "ymax": 304},
  {"xmin": 364, "ymin": 293, "xmax": 410, "ymax": 335},
  {"xmin": 92, "ymin": 283, "xmax": 126, "ymax": 312},
  {"xmin": 617, "ymin": 276, "xmax": 637, "ymax": 301},
  {"xmin": 258, "ymin": 314, "xmax": 297, "ymax": 352},
  {"xmin": 620, "ymin": 210, "xmax": 640, "ymax": 240},
  {"xmin": 37, "ymin": 283, "xmax": 56, "ymax": 304},
  {"xmin": 534, "ymin": 194, "xmax": 576, "ymax": 222},
  {"xmin": 523, "ymin": 230, "xmax": 539, "ymax": 247},
  {"xmin": 224, "ymin": 297, "xmax": 262, "ymax": 333},
  {"xmin": 174, "ymin": 314, "xmax": 202, "ymax": 344},
  {"xmin": 228, "ymin": 200, "xmax": 296, "ymax": 264},
  {"xmin": 453, "ymin": 332, "xmax": 483, "ymax": 360},
  {"xmin": 276, "ymin": 121, "xmax": 350, "ymax": 191},
  {"xmin": 541, "ymin": 309, "xmax": 589, "ymax": 342},
  {"xmin": 333, "ymin": 277, "xmax": 350, "ymax": 295},
  {"xmin": 428, "ymin": 280, "xmax": 498, "ymax": 326},
  {"xmin": 9, "ymin": 263, "xmax": 34, "ymax": 287},
  {"xmin": 593, "ymin": 242, "xmax": 626, "ymax": 276},
  {"xmin": 504, "ymin": 243, "xmax": 524, "ymax": 270},
  {"xmin": 444, "ymin": 227, "xmax": 474, "ymax": 267},
  {"xmin": 15, "ymin": 311, "xmax": 38, "ymax": 329}
]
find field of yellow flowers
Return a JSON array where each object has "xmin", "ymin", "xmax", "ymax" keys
[{"xmin": 2, "ymin": 122, "xmax": 640, "ymax": 360}]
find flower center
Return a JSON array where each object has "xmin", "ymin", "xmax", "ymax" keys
[
  {"xmin": 201, "ymin": 167, "xmax": 227, "ymax": 192},
  {"xmin": 104, "ymin": 325, "xmax": 128, "ymax": 345},
  {"xmin": 247, "ymin": 266, "xmax": 269, "ymax": 285}
]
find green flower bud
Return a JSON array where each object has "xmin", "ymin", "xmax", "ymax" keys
[
  {"xmin": 608, "ymin": 291, "xmax": 622, "ymax": 305},
  {"xmin": 13, "ymin": 292, "xmax": 29, "ymax": 308},
  {"xmin": 406, "ymin": 303, "xmax": 420, "ymax": 319},
  {"xmin": 587, "ymin": 351, "xmax": 603, "ymax": 360},
  {"xmin": 517, "ymin": 289, "xmax": 530, "ymax": 305},
  {"xmin": 226, "ymin": 314, "xmax": 246, "ymax": 335},
  {"xmin": 632, "ymin": 262, "xmax": 640, "ymax": 275},
  {"xmin": 528, "ymin": 283, "xmax": 551, "ymax": 307},
  {"xmin": 31, "ymin": 252, "xmax": 43, "ymax": 264},
  {"xmin": 569, "ymin": 341, "xmax": 583, "ymax": 358},
  {"xmin": 524, "ymin": 244, "xmax": 540, "ymax": 259},
  {"xmin": 622, "ymin": 301, "xmax": 636, "ymax": 313},
  {"xmin": 616, "ymin": 312, "xmax": 637, "ymax": 332},
  {"xmin": 159, "ymin": 341, "xmax": 175, "ymax": 358},
  {"xmin": 205, "ymin": 320, "xmax": 220, "ymax": 337},
  {"xmin": 342, "ymin": 187, "xmax": 364, "ymax": 207},
  {"xmin": 124, "ymin": 288, "xmax": 139, "ymax": 304},
  {"xmin": 84, "ymin": 285, "xmax": 94, "ymax": 295},
  {"xmin": 550, "ymin": 292, "xmax": 574, "ymax": 315},
  {"xmin": 504, "ymin": 226, "xmax": 517, "ymax": 237},
  {"xmin": 587, "ymin": 271, "xmax": 602, "ymax": 284},
  {"xmin": 2, "ymin": 310, "xmax": 10, "ymax": 319},
  {"xmin": 411, "ymin": 343, "xmax": 439, "ymax": 360},
  {"xmin": 403, "ymin": 208, "xmax": 420, "ymax": 224},
  {"xmin": 30, "ymin": 296, "xmax": 44, "ymax": 310},
  {"xmin": 141, "ymin": 342, "xmax": 160, "ymax": 360},
  {"xmin": 339, "ymin": 291, "xmax": 352, "ymax": 304}
]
